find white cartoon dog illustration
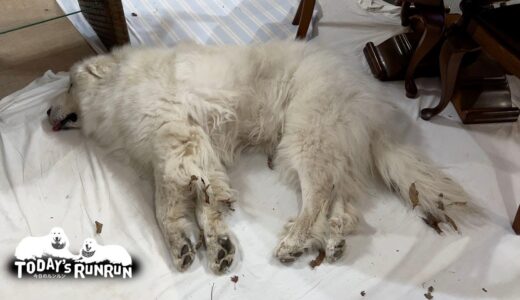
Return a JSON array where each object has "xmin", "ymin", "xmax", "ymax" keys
[
  {"xmin": 77, "ymin": 238, "xmax": 132, "ymax": 266},
  {"xmin": 15, "ymin": 227, "xmax": 76, "ymax": 260}
]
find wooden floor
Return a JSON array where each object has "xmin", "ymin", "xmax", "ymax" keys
[{"xmin": 0, "ymin": 0, "xmax": 94, "ymax": 99}]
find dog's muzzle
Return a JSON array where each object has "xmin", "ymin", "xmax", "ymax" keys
[
  {"xmin": 81, "ymin": 249, "xmax": 95, "ymax": 258},
  {"xmin": 52, "ymin": 241, "xmax": 66, "ymax": 250}
]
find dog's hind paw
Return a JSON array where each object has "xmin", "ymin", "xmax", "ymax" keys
[
  {"xmin": 207, "ymin": 235, "xmax": 235, "ymax": 274},
  {"xmin": 169, "ymin": 235, "xmax": 196, "ymax": 272}
]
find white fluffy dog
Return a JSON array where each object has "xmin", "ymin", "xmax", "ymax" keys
[
  {"xmin": 48, "ymin": 41, "xmax": 474, "ymax": 273},
  {"xmin": 15, "ymin": 227, "xmax": 75, "ymax": 260},
  {"xmin": 77, "ymin": 238, "xmax": 132, "ymax": 266}
]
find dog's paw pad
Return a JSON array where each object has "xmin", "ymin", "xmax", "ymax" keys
[
  {"xmin": 326, "ymin": 239, "xmax": 346, "ymax": 263},
  {"xmin": 170, "ymin": 237, "xmax": 195, "ymax": 272},
  {"xmin": 208, "ymin": 235, "xmax": 235, "ymax": 274}
]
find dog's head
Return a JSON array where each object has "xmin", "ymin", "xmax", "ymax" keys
[
  {"xmin": 81, "ymin": 238, "xmax": 98, "ymax": 257},
  {"xmin": 47, "ymin": 53, "xmax": 116, "ymax": 131},
  {"xmin": 47, "ymin": 86, "xmax": 80, "ymax": 131},
  {"xmin": 49, "ymin": 227, "xmax": 68, "ymax": 250}
]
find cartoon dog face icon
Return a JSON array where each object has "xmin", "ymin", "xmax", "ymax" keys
[
  {"xmin": 77, "ymin": 238, "xmax": 132, "ymax": 266},
  {"xmin": 49, "ymin": 227, "xmax": 68, "ymax": 250},
  {"xmin": 81, "ymin": 238, "xmax": 97, "ymax": 258}
]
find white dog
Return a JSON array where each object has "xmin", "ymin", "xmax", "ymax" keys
[
  {"xmin": 15, "ymin": 227, "xmax": 76, "ymax": 260},
  {"xmin": 77, "ymin": 238, "xmax": 132, "ymax": 266},
  {"xmin": 48, "ymin": 41, "xmax": 475, "ymax": 273}
]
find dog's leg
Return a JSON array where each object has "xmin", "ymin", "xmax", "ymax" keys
[
  {"xmin": 193, "ymin": 169, "xmax": 236, "ymax": 274},
  {"xmin": 323, "ymin": 191, "xmax": 358, "ymax": 262},
  {"xmin": 153, "ymin": 122, "xmax": 235, "ymax": 274},
  {"xmin": 274, "ymin": 163, "xmax": 334, "ymax": 262},
  {"xmin": 154, "ymin": 166, "xmax": 197, "ymax": 272}
]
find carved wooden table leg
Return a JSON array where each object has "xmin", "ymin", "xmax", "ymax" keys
[
  {"xmin": 421, "ymin": 32, "xmax": 479, "ymax": 120},
  {"xmin": 514, "ymin": 205, "xmax": 520, "ymax": 234},
  {"xmin": 405, "ymin": 14, "xmax": 444, "ymax": 98}
]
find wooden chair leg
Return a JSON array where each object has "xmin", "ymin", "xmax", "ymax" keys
[
  {"xmin": 293, "ymin": 0, "xmax": 304, "ymax": 25},
  {"xmin": 420, "ymin": 39, "xmax": 463, "ymax": 119},
  {"xmin": 295, "ymin": 0, "xmax": 315, "ymax": 40},
  {"xmin": 405, "ymin": 16, "xmax": 443, "ymax": 98},
  {"xmin": 400, "ymin": 1, "xmax": 412, "ymax": 26},
  {"xmin": 513, "ymin": 205, "xmax": 520, "ymax": 234}
]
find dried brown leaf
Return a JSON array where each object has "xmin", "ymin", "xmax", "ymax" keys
[
  {"xmin": 422, "ymin": 212, "xmax": 443, "ymax": 234},
  {"xmin": 444, "ymin": 214, "xmax": 459, "ymax": 232},
  {"xmin": 188, "ymin": 175, "xmax": 198, "ymax": 191},
  {"xmin": 309, "ymin": 249, "xmax": 325, "ymax": 269},
  {"xmin": 230, "ymin": 275, "xmax": 239, "ymax": 283},
  {"xmin": 95, "ymin": 221, "xmax": 103, "ymax": 234},
  {"xmin": 267, "ymin": 156, "xmax": 274, "ymax": 170},
  {"xmin": 409, "ymin": 183, "xmax": 420, "ymax": 209},
  {"xmin": 424, "ymin": 286, "xmax": 434, "ymax": 299}
]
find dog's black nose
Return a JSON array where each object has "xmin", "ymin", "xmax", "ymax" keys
[
  {"xmin": 47, "ymin": 108, "xmax": 51, "ymax": 116},
  {"xmin": 67, "ymin": 113, "xmax": 78, "ymax": 122}
]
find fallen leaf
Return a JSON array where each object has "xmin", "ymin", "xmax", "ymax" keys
[
  {"xmin": 409, "ymin": 183, "xmax": 419, "ymax": 209},
  {"xmin": 231, "ymin": 275, "xmax": 239, "ymax": 283},
  {"xmin": 424, "ymin": 286, "xmax": 434, "ymax": 299},
  {"xmin": 422, "ymin": 212, "xmax": 443, "ymax": 234},
  {"xmin": 188, "ymin": 175, "xmax": 198, "ymax": 191},
  {"xmin": 95, "ymin": 221, "xmax": 103, "ymax": 234},
  {"xmin": 267, "ymin": 156, "xmax": 274, "ymax": 170},
  {"xmin": 444, "ymin": 214, "xmax": 459, "ymax": 232},
  {"xmin": 309, "ymin": 250, "xmax": 325, "ymax": 269}
]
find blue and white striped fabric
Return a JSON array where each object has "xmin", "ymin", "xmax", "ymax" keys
[{"xmin": 56, "ymin": 0, "xmax": 320, "ymax": 53}]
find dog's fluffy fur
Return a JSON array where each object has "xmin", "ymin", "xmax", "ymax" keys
[{"xmin": 49, "ymin": 41, "xmax": 473, "ymax": 273}]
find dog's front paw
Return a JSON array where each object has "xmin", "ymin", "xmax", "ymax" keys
[
  {"xmin": 206, "ymin": 235, "xmax": 235, "ymax": 274},
  {"xmin": 325, "ymin": 239, "xmax": 346, "ymax": 263},
  {"xmin": 169, "ymin": 235, "xmax": 196, "ymax": 272},
  {"xmin": 274, "ymin": 236, "xmax": 306, "ymax": 264}
]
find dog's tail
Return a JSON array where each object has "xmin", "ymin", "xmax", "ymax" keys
[{"xmin": 372, "ymin": 134, "xmax": 478, "ymax": 232}]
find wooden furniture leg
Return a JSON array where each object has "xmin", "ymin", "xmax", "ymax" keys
[
  {"xmin": 294, "ymin": 0, "xmax": 315, "ymax": 40},
  {"xmin": 420, "ymin": 34, "xmax": 478, "ymax": 120},
  {"xmin": 293, "ymin": 0, "xmax": 303, "ymax": 25},
  {"xmin": 405, "ymin": 14, "xmax": 443, "ymax": 98},
  {"xmin": 514, "ymin": 206, "xmax": 520, "ymax": 234}
]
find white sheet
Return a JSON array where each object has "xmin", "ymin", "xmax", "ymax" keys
[{"xmin": 1, "ymin": 1, "xmax": 520, "ymax": 299}]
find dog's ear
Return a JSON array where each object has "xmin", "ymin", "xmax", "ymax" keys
[
  {"xmin": 80, "ymin": 55, "xmax": 116, "ymax": 79},
  {"xmin": 86, "ymin": 61, "xmax": 113, "ymax": 79}
]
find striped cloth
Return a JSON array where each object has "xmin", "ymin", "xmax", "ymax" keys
[{"xmin": 56, "ymin": 0, "xmax": 320, "ymax": 53}]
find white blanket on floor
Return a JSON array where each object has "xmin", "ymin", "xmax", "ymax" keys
[{"xmin": 1, "ymin": 1, "xmax": 520, "ymax": 299}]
